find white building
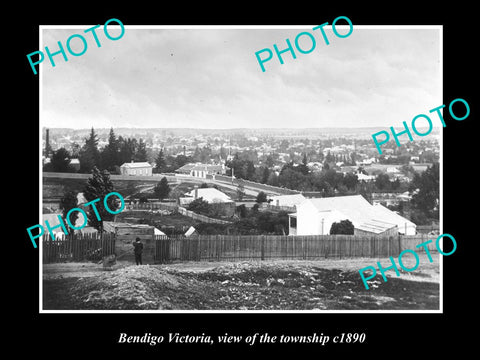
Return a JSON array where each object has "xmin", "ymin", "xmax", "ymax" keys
[
  {"xmin": 120, "ymin": 162, "xmax": 153, "ymax": 176},
  {"xmin": 175, "ymin": 163, "xmax": 226, "ymax": 178},
  {"xmin": 268, "ymin": 194, "xmax": 306, "ymax": 208},
  {"xmin": 288, "ymin": 195, "xmax": 416, "ymax": 236},
  {"xmin": 179, "ymin": 187, "xmax": 232, "ymax": 206}
]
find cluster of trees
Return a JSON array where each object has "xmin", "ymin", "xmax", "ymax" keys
[
  {"xmin": 44, "ymin": 128, "xmax": 149, "ymax": 174},
  {"xmin": 153, "ymin": 149, "xmax": 191, "ymax": 174},
  {"xmin": 409, "ymin": 162, "xmax": 439, "ymax": 224},
  {"xmin": 227, "ymin": 152, "xmax": 369, "ymax": 196}
]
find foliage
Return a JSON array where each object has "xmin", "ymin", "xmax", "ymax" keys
[
  {"xmin": 45, "ymin": 147, "xmax": 73, "ymax": 172},
  {"xmin": 79, "ymin": 128, "xmax": 100, "ymax": 173},
  {"xmin": 187, "ymin": 197, "xmax": 211, "ymax": 215},
  {"xmin": 236, "ymin": 204, "xmax": 248, "ymax": 218},
  {"xmin": 83, "ymin": 167, "xmax": 117, "ymax": 232},
  {"xmin": 60, "ymin": 190, "xmax": 78, "ymax": 233},
  {"xmin": 101, "ymin": 128, "xmax": 120, "ymax": 172},
  {"xmin": 330, "ymin": 219, "xmax": 354, "ymax": 235},
  {"xmin": 154, "ymin": 177, "xmax": 171, "ymax": 200},
  {"xmin": 256, "ymin": 191, "xmax": 268, "ymax": 203},
  {"xmin": 409, "ymin": 162, "xmax": 439, "ymax": 220},
  {"xmin": 154, "ymin": 149, "xmax": 167, "ymax": 173},
  {"xmin": 236, "ymin": 180, "xmax": 245, "ymax": 201}
]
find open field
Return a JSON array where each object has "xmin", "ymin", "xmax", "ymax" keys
[{"xmin": 42, "ymin": 254, "xmax": 440, "ymax": 311}]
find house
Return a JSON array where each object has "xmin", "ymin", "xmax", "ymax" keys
[
  {"xmin": 410, "ymin": 163, "xmax": 432, "ymax": 173},
  {"xmin": 268, "ymin": 194, "xmax": 306, "ymax": 208},
  {"xmin": 179, "ymin": 187, "xmax": 232, "ymax": 206},
  {"xmin": 357, "ymin": 172, "xmax": 376, "ymax": 182},
  {"xmin": 69, "ymin": 158, "xmax": 80, "ymax": 172},
  {"xmin": 120, "ymin": 161, "xmax": 153, "ymax": 176},
  {"xmin": 175, "ymin": 162, "xmax": 226, "ymax": 178},
  {"xmin": 288, "ymin": 194, "xmax": 416, "ymax": 236}
]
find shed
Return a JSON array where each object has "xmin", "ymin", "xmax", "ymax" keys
[{"xmin": 103, "ymin": 221, "xmax": 155, "ymax": 263}]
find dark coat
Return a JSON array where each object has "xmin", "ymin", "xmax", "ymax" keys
[{"xmin": 133, "ymin": 241, "xmax": 143, "ymax": 254}]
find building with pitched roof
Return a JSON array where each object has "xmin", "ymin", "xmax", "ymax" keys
[
  {"xmin": 120, "ymin": 161, "xmax": 153, "ymax": 176},
  {"xmin": 288, "ymin": 194, "xmax": 416, "ymax": 236},
  {"xmin": 175, "ymin": 162, "xmax": 226, "ymax": 178}
]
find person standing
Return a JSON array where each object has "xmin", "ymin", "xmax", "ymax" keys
[{"xmin": 133, "ymin": 237, "xmax": 143, "ymax": 265}]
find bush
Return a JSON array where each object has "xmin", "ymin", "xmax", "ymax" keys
[
  {"xmin": 256, "ymin": 191, "xmax": 268, "ymax": 203},
  {"xmin": 330, "ymin": 219, "xmax": 354, "ymax": 235},
  {"xmin": 187, "ymin": 197, "xmax": 212, "ymax": 216}
]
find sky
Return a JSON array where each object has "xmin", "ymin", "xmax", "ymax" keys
[{"xmin": 40, "ymin": 25, "xmax": 442, "ymax": 130}]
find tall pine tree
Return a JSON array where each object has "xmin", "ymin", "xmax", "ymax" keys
[
  {"xmin": 79, "ymin": 127, "xmax": 100, "ymax": 173},
  {"xmin": 83, "ymin": 167, "xmax": 117, "ymax": 233},
  {"xmin": 154, "ymin": 148, "xmax": 167, "ymax": 173},
  {"xmin": 135, "ymin": 138, "xmax": 148, "ymax": 162},
  {"xmin": 101, "ymin": 128, "xmax": 120, "ymax": 172}
]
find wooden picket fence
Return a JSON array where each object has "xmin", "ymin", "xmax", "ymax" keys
[
  {"xmin": 154, "ymin": 234, "xmax": 434, "ymax": 263},
  {"xmin": 43, "ymin": 233, "xmax": 435, "ymax": 264},
  {"xmin": 42, "ymin": 232, "xmax": 116, "ymax": 263}
]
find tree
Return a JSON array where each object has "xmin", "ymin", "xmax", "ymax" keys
[
  {"xmin": 410, "ymin": 162, "xmax": 439, "ymax": 219},
  {"xmin": 237, "ymin": 204, "xmax": 248, "ymax": 218},
  {"xmin": 187, "ymin": 197, "xmax": 211, "ymax": 216},
  {"xmin": 154, "ymin": 177, "xmax": 171, "ymax": 200},
  {"xmin": 245, "ymin": 161, "xmax": 255, "ymax": 180},
  {"xmin": 256, "ymin": 191, "xmax": 268, "ymax": 203},
  {"xmin": 330, "ymin": 219, "xmax": 354, "ymax": 235},
  {"xmin": 79, "ymin": 127, "xmax": 100, "ymax": 173},
  {"xmin": 236, "ymin": 180, "xmax": 246, "ymax": 201},
  {"xmin": 375, "ymin": 173, "xmax": 391, "ymax": 190},
  {"xmin": 154, "ymin": 149, "xmax": 167, "ymax": 173},
  {"xmin": 101, "ymin": 128, "xmax": 119, "ymax": 172},
  {"xmin": 343, "ymin": 173, "xmax": 358, "ymax": 191},
  {"xmin": 134, "ymin": 138, "xmax": 148, "ymax": 162},
  {"xmin": 265, "ymin": 155, "xmax": 274, "ymax": 168},
  {"xmin": 261, "ymin": 166, "xmax": 270, "ymax": 184},
  {"xmin": 118, "ymin": 137, "xmax": 137, "ymax": 164},
  {"xmin": 49, "ymin": 147, "xmax": 72, "ymax": 172},
  {"xmin": 60, "ymin": 191, "xmax": 78, "ymax": 233},
  {"xmin": 83, "ymin": 167, "xmax": 117, "ymax": 232}
]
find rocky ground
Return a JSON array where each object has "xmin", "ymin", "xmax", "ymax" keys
[{"xmin": 42, "ymin": 256, "xmax": 440, "ymax": 311}]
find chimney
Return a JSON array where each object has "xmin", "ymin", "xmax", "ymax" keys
[{"xmin": 194, "ymin": 185, "xmax": 198, "ymax": 199}]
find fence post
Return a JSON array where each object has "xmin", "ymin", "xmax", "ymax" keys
[{"xmin": 261, "ymin": 235, "xmax": 265, "ymax": 261}]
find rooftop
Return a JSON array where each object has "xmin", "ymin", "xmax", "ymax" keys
[{"xmin": 120, "ymin": 162, "xmax": 152, "ymax": 168}]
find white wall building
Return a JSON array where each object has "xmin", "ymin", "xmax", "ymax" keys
[
  {"xmin": 288, "ymin": 195, "xmax": 416, "ymax": 236},
  {"xmin": 120, "ymin": 162, "xmax": 153, "ymax": 176}
]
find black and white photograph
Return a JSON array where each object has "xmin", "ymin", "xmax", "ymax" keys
[{"xmin": 39, "ymin": 25, "xmax": 443, "ymax": 312}]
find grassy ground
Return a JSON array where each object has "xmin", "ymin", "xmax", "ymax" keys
[{"xmin": 42, "ymin": 254, "xmax": 440, "ymax": 311}]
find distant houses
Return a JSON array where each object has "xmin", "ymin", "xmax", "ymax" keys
[
  {"xmin": 120, "ymin": 161, "xmax": 153, "ymax": 176},
  {"xmin": 175, "ymin": 162, "xmax": 226, "ymax": 179},
  {"xmin": 288, "ymin": 194, "xmax": 416, "ymax": 236}
]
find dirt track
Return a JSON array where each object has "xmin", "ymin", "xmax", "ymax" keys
[{"xmin": 42, "ymin": 255, "xmax": 440, "ymax": 311}]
